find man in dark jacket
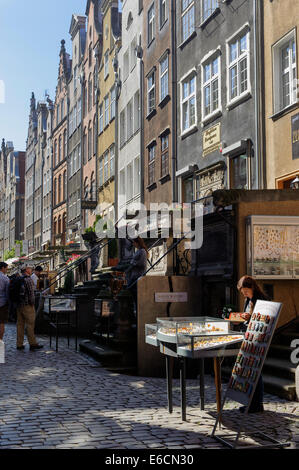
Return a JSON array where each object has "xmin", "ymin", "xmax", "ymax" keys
[{"xmin": 16, "ymin": 266, "xmax": 43, "ymax": 351}]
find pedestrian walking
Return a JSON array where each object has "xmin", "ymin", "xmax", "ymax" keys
[
  {"xmin": 0, "ymin": 262, "xmax": 10, "ymax": 340},
  {"xmin": 31, "ymin": 265, "xmax": 43, "ymax": 290},
  {"xmin": 16, "ymin": 266, "xmax": 43, "ymax": 351}
]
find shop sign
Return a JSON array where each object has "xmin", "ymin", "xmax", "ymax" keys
[
  {"xmin": 203, "ymin": 123, "xmax": 221, "ymax": 157},
  {"xmin": 81, "ymin": 200, "xmax": 97, "ymax": 210},
  {"xmin": 292, "ymin": 113, "xmax": 299, "ymax": 160},
  {"xmin": 155, "ymin": 292, "xmax": 188, "ymax": 303}
]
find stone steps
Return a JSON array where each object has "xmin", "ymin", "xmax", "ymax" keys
[
  {"xmin": 263, "ymin": 357, "xmax": 296, "ymax": 381},
  {"xmin": 262, "ymin": 374, "xmax": 297, "ymax": 401}
]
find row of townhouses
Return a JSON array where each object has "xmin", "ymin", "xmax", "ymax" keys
[{"xmin": 0, "ymin": 0, "xmax": 298, "ymax": 268}]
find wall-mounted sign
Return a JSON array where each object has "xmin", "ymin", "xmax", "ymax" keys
[
  {"xmin": 292, "ymin": 113, "xmax": 299, "ymax": 160},
  {"xmin": 81, "ymin": 200, "xmax": 97, "ymax": 210},
  {"xmin": 155, "ymin": 292, "xmax": 188, "ymax": 303},
  {"xmin": 203, "ymin": 123, "xmax": 221, "ymax": 157}
]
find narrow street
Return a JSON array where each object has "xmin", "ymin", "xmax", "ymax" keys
[{"xmin": 0, "ymin": 325, "xmax": 298, "ymax": 449}]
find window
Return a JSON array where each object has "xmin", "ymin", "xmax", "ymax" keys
[
  {"xmin": 63, "ymin": 170, "xmax": 67, "ymax": 200},
  {"xmin": 83, "ymin": 128, "xmax": 87, "ymax": 165},
  {"xmin": 88, "ymin": 123, "xmax": 92, "ymax": 160},
  {"xmin": 202, "ymin": 55, "xmax": 220, "ymax": 117},
  {"xmin": 89, "ymin": 44, "xmax": 92, "ymax": 68},
  {"xmin": 134, "ymin": 90, "xmax": 140, "ymax": 132},
  {"xmin": 148, "ymin": 144, "xmax": 156, "ymax": 185},
  {"xmin": 104, "ymin": 51, "xmax": 109, "ymax": 79},
  {"xmin": 110, "ymin": 87, "xmax": 116, "ymax": 120},
  {"xmin": 147, "ymin": 71, "xmax": 155, "ymax": 114},
  {"xmin": 77, "ymin": 98, "xmax": 81, "ymax": 124},
  {"xmin": 273, "ymin": 31, "xmax": 297, "ymax": 113},
  {"xmin": 54, "ymin": 140, "xmax": 57, "ymax": 166},
  {"xmin": 74, "ymin": 66, "xmax": 77, "ymax": 90},
  {"xmin": 230, "ymin": 154, "xmax": 247, "ymax": 189},
  {"xmin": 202, "ymin": 0, "xmax": 218, "ymax": 22},
  {"xmin": 63, "ymin": 130, "xmax": 67, "ymax": 159},
  {"xmin": 127, "ymin": 163, "xmax": 133, "ymax": 200},
  {"xmin": 161, "ymin": 134, "xmax": 169, "ymax": 177},
  {"xmin": 88, "ymin": 76, "xmax": 92, "ymax": 112},
  {"xmin": 160, "ymin": 54, "xmax": 169, "ymax": 101},
  {"xmin": 182, "ymin": 0, "xmax": 195, "ymax": 43},
  {"xmin": 58, "ymin": 174, "xmax": 62, "ymax": 203},
  {"xmin": 127, "ymin": 99, "xmax": 133, "ymax": 139},
  {"xmin": 148, "ymin": 4, "xmax": 155, "ymax": 45},
  {"xmin": 99, "ymin": 103, "xmax": 103, "ymax": 133},
  {"xmin": 110, "ymin": 145, "xmax": 115, "ymax": 177},
  {"xmin": 73, "ymin": 105, "xmax": 77, "ymax": 130},
  {"xmin": 58, "ymin": 136, "xmax": 62, "ymax": 162},
  {"xmin": 104, "ymin": 95, "xmax": 109, "ymax": 126},
  {"xmin": 228, "ymin": 30, "xmax": 250, "ymax": 103},
  {"xmin": 123, "ymin": 49, "xmax": 129, "ymax": 81},
  {"xmin": 104, "ymin": 151, "xmax": 109, "ymax": 182},
  {"xmin": 120, "ymin": 110, "xmax": 126, "ymax": 146},
  {"xmin": 99, "ymin": 158, "xmax": 103, "ymax": 186},
  {"xmin": 90, "ymin": 173, "xmax": 96, "ymax": 200},
  {"xmin": 93, "ymin": 116, "xmax": 97, "ymax": 155},
  {"xmin": 130, "ymin": 37, "xmax": 137, "ymax": 71},
  {"xmin": 120, "ymin": 169, "xmax": 125, "ymax": 203},
  {"xmin": 83, "ymin": 83, "xmax": 87, "ymax": 117},
  {"xmin": 182, "ymin": 176, "xmax": 194, "ymax": 203},
  {"xmin": 181, "ymin": 73, "xmax": 196, "ymax": 132},
  {"xmin": 160, "ymin": 0, "xmax": 167, "ymax": 27},
  {"xmin": 134, "ymin": 157, "xmax": 140, "ymax": 196}
]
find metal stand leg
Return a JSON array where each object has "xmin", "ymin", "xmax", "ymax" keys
[
  {"xmin": 213, "ymin": 357, "xmax": 222, "ymax": 423},
  {"xmin": 199, "ymin": 358, "xmax": 205, "ymax": 410},
  {"xmin": 166, "ymin": 356, "xmax": 173, "ymax": 414},
  {"xmin": 67, "ymin": 312, "xmax": 70, "ymax": 348},
  {"xmin": 75, "ymin": 308, "xmax": 78, "ymax": 351},
  {"xmin": 180, "ymin": 358, "xmax": 187, "ymax": 422},
  {"xmin": 56, "ymin": 313, "xmax": 58, "ymax": 353}
]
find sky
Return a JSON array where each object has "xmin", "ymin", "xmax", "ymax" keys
[{"xmin": 0, "ymin": 0, "xmax": 93, "ymax": 150}]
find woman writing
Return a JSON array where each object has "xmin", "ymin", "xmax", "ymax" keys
[{"xmin": 235, "ymin": 275, "xmax": 268, "ymax": 413}]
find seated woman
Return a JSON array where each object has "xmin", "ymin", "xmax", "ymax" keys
[{"xmin": 235, "ymin": 275, "xmax": 268, "ymax": 413}]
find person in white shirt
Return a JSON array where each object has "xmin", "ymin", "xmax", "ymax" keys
[{"xmin": 31, "ymin": 266, "xmax": 43, "ymax": 290}]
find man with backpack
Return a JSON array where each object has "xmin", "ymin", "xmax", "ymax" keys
[
  {"xmin": 0, "ymin": 262, "xmax": 10, "ymax": 340},
  {"xmin": 16, "ymin": 266, "xmax": 43, "ymax": 351}
]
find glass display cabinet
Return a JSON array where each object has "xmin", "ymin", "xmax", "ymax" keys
[
  {"xmin": 246, "ymin": 215, "xmax": 299, "ymax": 279},
  {"xmin": 156, "ymin": 317, "xmax": 229, "ymax": 343},
  {"xmin": 44, "ymin": 296, "xmax": 76, "ymax": 313},
  {"xmin": 145, "ymin": 324, "xmax": 159, "ymax": 347},
  {"xmin": 176, "ymin": 333, "xmax": 244, "ymax": 358}
]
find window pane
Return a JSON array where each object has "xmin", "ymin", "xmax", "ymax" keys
[
  {"xmin": 212, "ymin": 79, "xmax": 218, "ymax": 110},
  {"xmin": 230, "ymin": 66, "xmax": 238, "ymax": 99},
  {"xmin": 230, "ymin": 41, "xmax": 238, "ymax": 62},
  {"xmin": 281, "ymin": 45, "xmax": 290, "ymax": 70},
  {"xmin": 240, "ymin": 57, "xmax": 248, "ymax": 94},
  {"xmin": 183, "ymin": 102, "xmax": 189, "ymax": 130},
  {"xmin": 231, "ymin": 154, "xmax": 247, "ymax": 189},
  {"xmin": 189, "ymin": 96, "xmax": 195, "ymax": 126},
  {"xmin": 204, "ymin": 85, "xmax": 210, "ymax": 115},
  {"xmin": 204, "ymin": 64, "xmax": 211, "ymax": 82},
  {"xmin": 282, "ymin": 72, "xmax": 290, "ymax": 108},
  {"xmin": 183, "ymin": 81, "xmax": 189, "ymax": 99},
  {"xmin": 240, "ymin": 34, "xmax": 247, "ymax": 54}
]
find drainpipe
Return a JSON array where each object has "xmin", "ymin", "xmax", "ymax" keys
[{"xmin": 171, "ymin": 0, "xmax": 177, "ymax": 204}]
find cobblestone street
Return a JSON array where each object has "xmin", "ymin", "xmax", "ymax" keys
[{"xmin": 0, "ymin": 325, "xmax": 298, "ymax": 449}]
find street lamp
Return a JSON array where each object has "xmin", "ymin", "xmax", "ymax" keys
[{"xmin": 290, "ymin": 175, "xmax": 299, "ymax": 189}]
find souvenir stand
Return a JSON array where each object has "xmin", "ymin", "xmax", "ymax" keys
[
  {"xmin": 43, "ymin": 296, "xmax": 78, "ymax": 352},
  {"xmin": 145, "ymin": 317, "xmax": 244, "ymax": 421},
  {"xmin": 211, "ymin": 300, "xmax": 290, "ymax": 449}
]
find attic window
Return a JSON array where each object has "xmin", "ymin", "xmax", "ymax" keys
[{"xmin": 127, "ymin": 12, "xmax": 133, "ymax": 30}]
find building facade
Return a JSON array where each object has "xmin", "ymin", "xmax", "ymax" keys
[
  {"xmin": 67, "ymin": 14, "xmax": 86, "ymax": 245},
  {"xmin": 264, "ymin": 0, "xmax": 299, "ymax": 188},
  {"xmin": 176, "ymin": 0, "xmax": 262, "ymax": 209},
  {"xmin": 97, "ymin": 0, "xmax": 121, "ymax": 265},
  {"xmin": 25, "ymin": 93, "xmax": 38, "ymax": 252},
  {"xmin": 81, "ymin": 0, "xmax": 103, "ymax": 233},
  {"xmin": 118, "ymin": 0, "xmax": 142, "ymax": 220},
  {"xmin": 42, "ymin": 97, "xmax": 54, "ymax": 248},
  {"xmin": 141, "ymin": 0, "xmax": 175, "ymax": 208},
  {"xmin": 52, "ymin": 40, "xmax": 71, "ymax": 247}
]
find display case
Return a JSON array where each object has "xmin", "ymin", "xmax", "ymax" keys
[
  {"xmin": 145, "ymin": 324, "xmax": 159, "ymax": 347},
  {"xmin": 246, "ymin": 215, "xmax": 299, "ymax": 279},
  {"xmin": 156, "ymin": 317, "xmax": 229, "ymax": 343},
  {"xmin": 44, "ymin": 296, "xmax": 76, "ymax": 313},
  {"xmin": 177, "ymin": 333, "xmax": 244, "ymax": 358}
]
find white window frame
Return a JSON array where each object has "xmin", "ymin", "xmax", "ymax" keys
[
  {"xmin": 104, "ymin": 95, "xmax": 109, "ymax": 127},
  {"xmin": 147, "ymin": 70, "xmax": 156, "ymax": 115},
  {"xmin": 181, "ymin": 0, "xmax": 195, "ymax": 43},
  {"xmin": 160, "ymin": 0, "xmax": 167, "ymax": 28},
  {"xmin": 272, "ymin": 29, "xmax": 298, "ymax": 114},
  {"xmin": 99, "ymin": 103, "xmax": 103, "ymax": 134},
  {"xmin": 202, "ymin": 0, "xmax": 218, "ymax": 23},
  {"xmin": 201, "ymin": 52, "xmax": 221, "ymax": 121},
  {"xmin": 110, "ymin": 86, "xmax": 116, "ymax": 120},
  {"xmin": 180, "ymin": 70, "xmax": 197, "ymax": 135},
  {"xmin": 148, "ymin": 3, "xmax": 155, "ymax": 45},
  {"xmin": 104, "ymin": 50, "xmax": 109, "ymax": 79},
  {"xmin": 226, "ymin": 26, "xmax": 251, "ymax": 107},
  {"xmin": 159, "ymin": 53, "xmax": 169, "ymax": 102}
]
